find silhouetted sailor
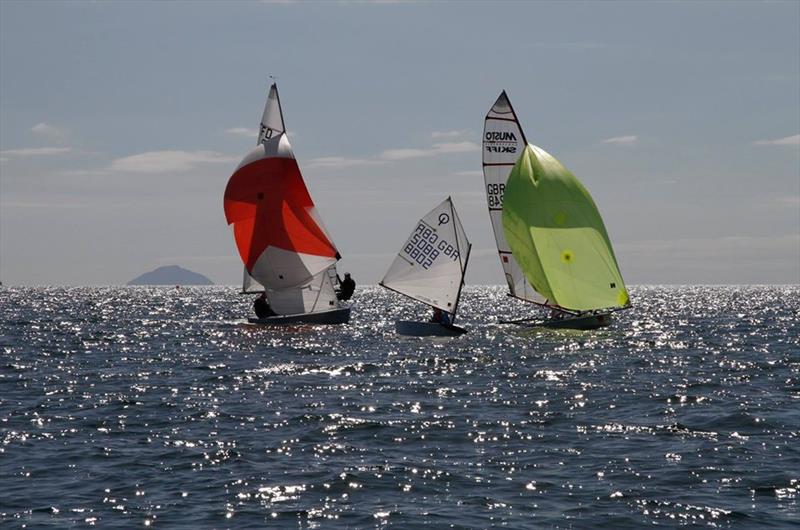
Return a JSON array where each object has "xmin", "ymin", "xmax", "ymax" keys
[
  {"xmin": 336, "ymin": 272, "xmax": 356, "ymax": 301},
  {"xmin": 254, "ymin": 292, "xmax": 276, "ymax": 318}
]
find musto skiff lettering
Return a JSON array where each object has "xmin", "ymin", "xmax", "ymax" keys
[
  {"xmin": 486, "ymin": 183, "xmax": 505, "ymax": 208},
  {"xmin": 403, "ymin": 223, "xmax": 460, "ymax": 269},
  {"xmin": 484, "ymin": 131, "xmax": 517, "ymax": 153}
]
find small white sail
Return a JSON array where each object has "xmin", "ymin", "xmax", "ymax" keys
[
  {"xmin": 242, "ymin": 268, "xmax": 266, "ymax": 294},
  {"xmin": 381, "ymin": 198, "xmax": 470, "ymax": 316},
  {"xmin": 267, "ymin": 268, "xmax": 338, "ymax": 315},
  {"xmin": 257, "ymin": 83, "xmax": 286, "ymax": 145},
  {"xmin": 483, "ymin": 91, "xmax": 547, "ymax": 305}
]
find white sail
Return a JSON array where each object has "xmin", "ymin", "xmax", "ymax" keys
[
  {"xmin": 267, "ymin": 267, "xmax": 339, "ymax": 315},
  {"xmin": 381, "ymin": 197, "xmax": 471, "ymax": 316},
  {"xmin": 482, "ymin": 91, "xmax": 547, "ymax": 305},
  {"xmin": 257, "ymin": 83, "xmax": 285, "ymax": 144},
  {"xmin": 242, "ymin": 268, "xmax": 265, "ymax": 294}
]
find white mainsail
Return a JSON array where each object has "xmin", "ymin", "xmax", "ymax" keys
[
  {"xmin": 380, "ymin": 197, "xmax": 471, "ymax": 320},
  {"xmin": 242, "ymin": 268, "xmax": 265, "ymax": 294},
  {"xmin": 267, "ymin": 269, "xmax": 338, "ymax": 315},
  {"xmin": 257, "ymin": 83, "xmax": 285, "ymax": 144},
  {"xmin": 482, "ymin": 91, "xmax": 547, "ymax": 305}
]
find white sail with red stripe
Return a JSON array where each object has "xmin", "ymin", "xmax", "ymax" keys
[{"xmin": 482, "ymin": 91, "xmax": 547, "ymax": 304}]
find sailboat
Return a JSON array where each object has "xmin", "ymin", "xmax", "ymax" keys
[
  {"xmin": 379, "ymin": 197, "xmax": 471, "ymax": 336},
  {"xmin": 224, "ymin": 83, "xmax": 350, "ymax": 325},
  {"xmin": 484, "ymin": 91, "xmax": 630, "ymax": 329}
]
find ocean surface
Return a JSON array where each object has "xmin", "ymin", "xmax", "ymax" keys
[{"xmin": 1, "ymin": 285, "xmax": 798, "ymax": 528}]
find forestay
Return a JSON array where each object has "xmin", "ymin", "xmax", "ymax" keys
[
  {"xmin": 224, "ymin": 83, "xmax": 342, "ymax": 314},
  {"xmin": 381, "ymin": 198, "xmax": 470, "ymax": 317},
  {"xmin": 483, "ymin": 91, "xmax": 546, "ymax": 304},
  {"xmin": 502, "ymin": 144, "xmax": 630, "ymax": 312}
]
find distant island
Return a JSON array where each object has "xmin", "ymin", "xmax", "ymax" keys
[{"xmin": 127, "ymin": 265, "xmax": 213, "ymax": 286}]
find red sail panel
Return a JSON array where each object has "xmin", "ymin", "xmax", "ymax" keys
[{"xmin": 224, "ymin": 156, "xmax": 337, "ymax": 271}]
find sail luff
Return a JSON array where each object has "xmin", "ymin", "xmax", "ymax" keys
[
  {"xmin": 271, "ymin": 83, "xmax": 287, "ymax": 133},
  {"xmin": 451, "ymin": 242, "xmax": 471, "ymax": 325},
  {"xmin": 448, "ymin": 197, "xmax": 469, "ymax": 324}
]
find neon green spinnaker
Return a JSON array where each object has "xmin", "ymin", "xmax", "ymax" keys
[{"xmin": 502, "ymin": 144, "xmax": 629, "ymax": 311}]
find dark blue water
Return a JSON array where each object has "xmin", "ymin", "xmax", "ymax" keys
[{"xmin": 1, "ymin": 286, "xmax": 798, "ymax": 528}]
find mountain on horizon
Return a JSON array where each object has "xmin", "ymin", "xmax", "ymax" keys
[{"xmin": 127, "ymin": 265, "xmax": 213, "ymax": 286}]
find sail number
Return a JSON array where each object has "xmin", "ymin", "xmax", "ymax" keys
[
  {"xmin": 403, "ymin": 223, "xmax": 460, "ymax": 269},
  {"xmin": 487, "ymin": 183, "xmax": 505, "ymax": 208}
]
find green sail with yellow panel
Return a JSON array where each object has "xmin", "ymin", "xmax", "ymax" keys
[{"xmin": 501, "ymin": 144, "xmax": 629, "ymax": 311}]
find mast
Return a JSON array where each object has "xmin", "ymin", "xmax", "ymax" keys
[
  {"xmin": 448, "ymin": 197, "xmax": 470, "ymax": 325},
  {"xmin": 271, "ymin": 83, "xmax": 286, "ymax": 133}
]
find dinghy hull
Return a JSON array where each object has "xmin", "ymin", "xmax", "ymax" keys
[
  {"xmin": 248, "ymin": 307, "xmax": 350, "ymax": 325},
  {"xmin": 395, "ymin": 321, "xmax": 467, "ymax": 337}
]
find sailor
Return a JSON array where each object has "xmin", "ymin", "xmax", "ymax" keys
[
  {"xmin": 254, "ymin": 292, "xmax": 276, "ymax": 318},
  {"xmin": 430, "ymin": 307, "xmax": 451, "ymax": 326},
  {"xmin": 336, "ymin": 272, "xmax": 356, "ymax": 301}
]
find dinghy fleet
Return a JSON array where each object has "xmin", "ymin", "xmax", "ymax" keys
[{"xmin": 223, "ymin": 83, "xmax": 631, "ymax": 335}]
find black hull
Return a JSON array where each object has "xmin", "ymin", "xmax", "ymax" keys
[
  {"xmin": 518, "ymin": 313, "xmax": 613, "ymax": 330},
  {"xmin": 248, "ymin": 307, "xmax": 351, "ymax": 325},
  {"xmin": 395, "ymin": 321, "xmax": 467, "ymax": 337}
]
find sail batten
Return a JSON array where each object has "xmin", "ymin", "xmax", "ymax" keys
[{"xmin": 482, "ymin": 91, "xmax": 545, "ymax": 305}]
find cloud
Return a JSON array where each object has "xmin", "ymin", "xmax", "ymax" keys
[
  {"xmin": 31, "ymin": 122, "xmax": 67, "ymax": 140},
  {"xmin": 601, "ymin": 135, "xmax": 638, "ymax": 145},
  {"xmin": 431, "ymin": 130, "xmax": 469, "ymax": 139},
  {"xmin": 774, "ymin": 195, "xmax": 800, "ymax": 206},
  {"xmin": 307, "ymin": 140, "xmax": 479, "ymax": 168},
  {"xmin": 379, "ymin": 141, "xmax": 479, "ymax": 161},
  {"xmin": 0, "ymin": 147, "xmax": 73, "ymax": 157},
  {"xmin": 305, "ymin": 156, "xmax": 382, "ymax": 169},
  {"xmin": 108, "ymin": 150, "xmax": 238, "ymax": 173},
  {"xmin": 224, "ymin": 127, "xmax": 259, "ymax": 138},
  {"xmin": 753, "ymin": 134, "xmax": 800, "ymax": 146},
  {"xmin": 527, "ymin": 41, "xmax": 608, "ymax": 50}
]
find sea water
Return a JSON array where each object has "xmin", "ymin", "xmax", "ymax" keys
[{"xmin": 1, "ymin": 285, "xmax": 798, "ymax": 528}]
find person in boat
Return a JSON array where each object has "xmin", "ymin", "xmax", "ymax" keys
[
  {"xmin": 430, "ymin": 307, "xmax": 451, "ymax": 326},
  {"xmin": 254, "ymin": 292, "xmax": 276, "ymax": 318},
  {"xmin": 336, "ymin": 272, "xmax": 355, "ymax": 301}
]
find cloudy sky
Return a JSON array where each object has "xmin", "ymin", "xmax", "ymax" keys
[{"xmin": 1, "ymin": 1, "xmax": 798, "ymax": 286}]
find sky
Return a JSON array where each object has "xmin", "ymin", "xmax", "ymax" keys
[{"xmin": 1, "ymin": 0, "xmax": 798, "ymax": 286}]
